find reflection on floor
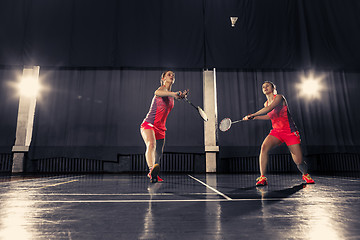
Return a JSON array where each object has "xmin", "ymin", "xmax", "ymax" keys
[{"xmin": 0, "ymin": 173, "xmax": 359, "ymax": 240}]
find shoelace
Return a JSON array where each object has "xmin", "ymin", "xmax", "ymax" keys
[
  {"xmin": 303, "ymin": 174, "xmax": 313, "ymax": 180},
  {"xmin": 256, "ymin": 176, "xmax": 267, "ymax": 181}
]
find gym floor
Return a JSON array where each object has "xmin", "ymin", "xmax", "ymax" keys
[{"xmin": 0, "ymin": 173, "xmax": 359, "ymax": 240}]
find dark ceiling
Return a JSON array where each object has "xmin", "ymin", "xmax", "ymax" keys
[{"xmin": 1, "ymin": 0, "xmax": 360, "ymax": 70}]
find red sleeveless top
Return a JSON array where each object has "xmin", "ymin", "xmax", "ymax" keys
[
  {"xmin": 266, "ymin": 95, "xmax": 298, "ymax": 133},
  {"xmin": 144, "ymin": 96, "xmax": 174, "ymax": 131}
]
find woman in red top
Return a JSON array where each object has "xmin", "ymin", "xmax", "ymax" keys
[
  {"xmin": 140, "ymin": 71, "xmax": 188, "ymax": 183},
  {"xmin": 243, "ymin": 81, "xmax": 315, "ymax": 186}
]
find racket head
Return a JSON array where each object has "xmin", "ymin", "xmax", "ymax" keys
[
  {"xmin": 219, "ymin": 118, "xmax": 232, "ymax": 132},
  {"xmin": 197, "ymin": 106, "xmax": 208, "ymax": 122}
]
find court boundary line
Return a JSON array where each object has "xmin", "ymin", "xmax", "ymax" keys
[
  {"xmin": 315, "ymin": 176, "xmax": 360, "ymax": 182},
  {"xmin": 0, "ymin": 175, "xmax": 86, "ymax": 185},
  {"xmin": 187, "ymin": 174, "xmax": 232, "ymax": 200},
  {"xmin": 0, "ymin": 199, "xmax": 275, "ymax": 203},
  {"xmin": 7, "ymin": 197, "xmax": 360, "ymax": 203},
  {"xmin": 18, "ymin": 193, "xmax": 220, "ymax": 196},
  {"xmin": 37, "ymin": 179, "xmax": 80, "ymax": 189}
]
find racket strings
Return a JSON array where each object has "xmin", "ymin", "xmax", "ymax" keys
[{"xmin": 219, "ymin": 118, "xmax": 231, "ymax": 131}]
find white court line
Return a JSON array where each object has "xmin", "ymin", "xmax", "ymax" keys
[
  {"xmin": 0, "ymin": 175, "xmax": 85, "ymax": 185},
  {"xmin": 7, "ymin": 197, "xmax": 360, "ymax": 203},
  {"xmin": 315, "ymin": 176, "xmax": 360, "ymax": 182},
  {"xmin": 188, "ymin": 174, "xmax": 232, "ymax": 200},
  {"xmin": 23, "ymin": 193, "xmax": 219, "ymax": 196},
  {"xmin": 0, "ymin": 199, "xmax": 269, "ymax": 203},
  {"xmin": 31, "ymin": 176, "xmax": 85, "ymax": 185},
  {"xmin": 37, "ymin": 179, "xmax": 80, "ymax": 189}
]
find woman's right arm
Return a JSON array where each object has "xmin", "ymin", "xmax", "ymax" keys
[
  {"xmin": 242, "ymin": 101, "xmax": 271, "ymax": 121},
  {"xmin": 155, "ymin": 87, "xmax": 188, "ymax": 99},
  {"xmin": 243, "ymin": 94, "xmax": 283, "ymax": 120},
  {"xmin": 154, "ymin": 86, "xmax": 179, "ymax": 98}
]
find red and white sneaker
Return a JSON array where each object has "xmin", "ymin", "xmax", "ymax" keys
[
  {"xmin": 147, "ymin": 174, "xmax": 164, "ymax": 182},
  {"xmin": 302, "ymin": 173, "xmax": 315, "ymax": 184},
  {"xmin": 256, "ymin": 175, "xmax": 268, "ymax": 186},
  {"xmin": 157, "ymin": 175, "xmax": 164, "ymax": 182},
  {"xmin": 147, "ymin": 164, "xmax": 160, "ymax": 183}
]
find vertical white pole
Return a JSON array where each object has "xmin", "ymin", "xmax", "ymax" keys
[
  {"xmin": 12, "ymin": 66, "xmax": 39, "ymax": 173},
  {"xmin": 203, "ymin": 68, "xmax": 219, "ymax": 172}
]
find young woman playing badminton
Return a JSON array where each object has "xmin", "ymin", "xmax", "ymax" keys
[
  {"xmin": 242, "ymin": 81, "xmax": 315, "ymax": 186},
  {"xmin": 140, "ymin": 71, "xmax": 188, "ymax": 183}
]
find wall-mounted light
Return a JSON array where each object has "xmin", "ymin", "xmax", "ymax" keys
[
  {"xmin": 296, "ymin": 72, "xmax": 326, "ymax": 100},
  {"xmin": 19, "ymin": 66, "xmax": 41, "ymax": 97}
]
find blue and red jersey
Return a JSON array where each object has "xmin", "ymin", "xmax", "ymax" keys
[
  {"xmin": 266, "ymin": 95, "xmax": 298, "ymax": 133},
  {"xmin": 143, "ymin": 96, "xmax": 174, "ymax": 131}
]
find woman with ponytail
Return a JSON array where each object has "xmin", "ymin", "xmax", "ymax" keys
[
  {"xmin": 140, "ymin": 71, "xmax": 188, "ymax": 183},
  {"xmin": 243, "ymin": 81, "xmax": 315, "ymax": 186}
]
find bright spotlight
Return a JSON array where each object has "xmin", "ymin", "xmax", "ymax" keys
[
  {"xmin": 296, "ymin": 72, "xmax": 325, "ymax": 100},
  {"xmin": 18, "ymin": 66, "xmax": 41, "ymax": 98},
  {"xmin": 19, "ymin": 75, "xmax": 40, "ymax": 97}
]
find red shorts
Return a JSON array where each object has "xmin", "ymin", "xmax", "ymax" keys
[
  {"xmin": 140, "ymin": 121, "xmax": 165, "ymax": 140},
  {"xmin": 269, "ymin": 129, "xmax": 301, "ymax": 146}
]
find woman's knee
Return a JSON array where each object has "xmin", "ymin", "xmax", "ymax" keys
[
  {"xmin": 141, "ymin": 129, "xmax": 156, "ymax": 149},
  {"xmin": 146, "ymin": 140, "xmax": 156, "ymax": 150},
  {"xmin": 260, "ymin": 142, "xmax": 271, "ymax": 154}
]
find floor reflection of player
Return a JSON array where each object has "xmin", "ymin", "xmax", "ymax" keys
[
  {"xmin": 243, "ymin": 81, "xmax": 315, "ymax": 186},
  {"xmin": 139, "ymin": 184, "xmax": 162, "ymax": 239}
]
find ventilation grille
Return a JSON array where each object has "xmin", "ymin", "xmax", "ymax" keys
[
  {"xmin": 131, "ymin": 153, "xmax": 194, "ymax": 172},
  {"xmin": 317, "ymin": 153, "xmax": 360, "ymax": 172},
  {"xmin": 228, "ymin": 154, "xmax": 296, "ymax": 173},
  {"xmin": 228, "ymin": 156, "xmax": 258, "ymax": 173},
  {"xmin": 36, "ymin": 157, "xmax": 103, "ymax": 173},
  {"xmin": 0, "ymin": 153, "xmax": 12, "ymax": 172},
  {"xmin": 228, "ymin": 153, "xmax": 360, "ymax": 173}
]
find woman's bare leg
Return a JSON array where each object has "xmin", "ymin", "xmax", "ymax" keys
[
  {"xmin": 288, "ymin": 144, "xmax": 308, "ymax": 175},
  {"xmin": 141, "ymin": 128, "xmax": 157, "ymax": 169},
  {"xmin": 259, "ymin": 135, "xmax": 282, "ymax": 176}
]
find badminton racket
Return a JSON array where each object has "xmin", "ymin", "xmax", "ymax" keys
[
  {"xmin": 219, "ymin": 116, "xmax": 253, "ymax": 132},
  {"xmin": 183, "ymin": 96, "xmax": 208, "ymax": 122}
]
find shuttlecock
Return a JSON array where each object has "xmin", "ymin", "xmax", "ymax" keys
[{"xmin": 230, "ymin": 16, "xmax": 238, "ymax": 27}]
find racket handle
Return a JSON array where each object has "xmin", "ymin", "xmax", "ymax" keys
[
  {"xmin": 232, "ymin": 116, "xmax": 253, "ymax": 124},
  {"xmin": 232, "ymin": 120, "xmax": 242, "ymax": 124},
  {"xmin": 184, "ymin": 97, "xmax": 197, "ymax": 109}
]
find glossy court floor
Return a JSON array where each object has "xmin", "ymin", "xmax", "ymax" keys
[{"xmin": 0, "ymin": 173, "xmax": 359, "ymax": 240}]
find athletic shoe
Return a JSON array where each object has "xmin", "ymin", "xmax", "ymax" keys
[
  {"xmin": 256, "ymin": 175, "xmax": 268, "ymax": 186},
  {"xmin": 148, "ymin": 164, "xmax": 160, "ymax": 183},
  {"xmin": 302, "ymin": 173, "xmax": 315, "ymax": 184},
  {"xmin": 147, "ymin": 173, "xmax": 164, "ymax": 183},
  {"xmin": 157, "ymin": 176, "xmax": 164, "ymax": 182}
]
